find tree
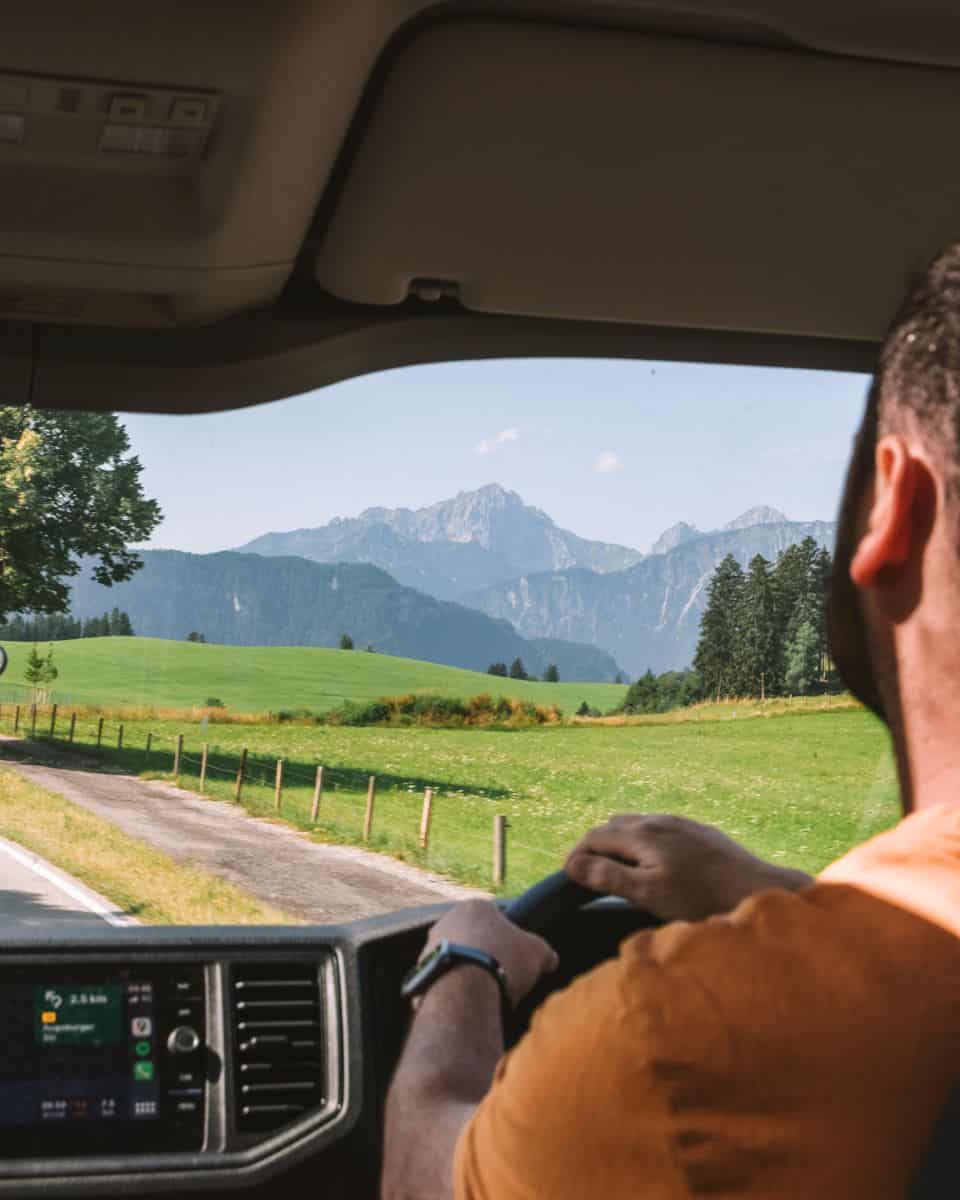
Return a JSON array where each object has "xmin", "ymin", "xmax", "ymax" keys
[
  {"xmin": 735, "ymin": 555, "xmax": 778, "ymax": 698},
  {"xmin": 186, "ymin": 631, "xmax": 206, "ymax": 644},
  {"xmin": 0, "ymin": 407, "xmax": 161, "ymax": 621},
  {"xmin": 623, "ymin": 670, "xmax": 659, "ymax": 714},
  {"xmin": 509, "ymin": 657, "xmax": 528, "ymax": 680},
  {"xmin": 693, "ymin": 555, "xmax": 744, "ymax": 700},
  {"xmin": 614, "ymin": 672, "xmax": 624, "ymax": 685},
  {"xmin": 487, "ymin": 662, "xmax": 508, "ymax": 677},
  {"xmin": 24, "ymin": 643, "xmax": 58, "ymax": 695},
  {"xmin": 339, "ymin": 633, "xmax": 354, "ymax": 650},
  {"xmin": 784, "ymin": 616, "xmax": 820, "ymax": 695},
  {"xmin": 544, "ymin": 663, "xmax": 560, "ymax": 683}
]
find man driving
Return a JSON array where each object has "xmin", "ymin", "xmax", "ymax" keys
[{"xmin": 382, "ymin": 246, "xmax": 960, "ymax": 1199}]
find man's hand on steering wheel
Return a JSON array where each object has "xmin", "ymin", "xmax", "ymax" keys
[
  {"xmin": 425, "ymin": 899, "xmax": 560, "ymax": 1008},
  {"xmin": 565, "ymin": 812, "xmax": 812, "ymax": 922}
]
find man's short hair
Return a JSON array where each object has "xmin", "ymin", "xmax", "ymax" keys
[{"xmin": 871, "ymin": 245, "xmax": 960, "ymax": 500}]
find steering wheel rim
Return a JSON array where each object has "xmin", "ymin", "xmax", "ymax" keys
[{"xmin": 504, "ymin": 869, "xmax": 617, "ymax": 935}]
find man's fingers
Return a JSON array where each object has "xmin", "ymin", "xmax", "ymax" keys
[
  {"xmin": 566, "ymin": 850, "xmax": 651, "ymax": 901},
  {"xmin": 566, "ymin": 826, "xmax": 645, "ymax": 868}
]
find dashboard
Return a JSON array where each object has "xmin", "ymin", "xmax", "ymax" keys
[
  {"xmin": 0, "ymin": 909, "xmax": 438, "ymax": 1198},
  {"xmin": 0, "ymin": 903, "xmax": 646, "ymax": 1198}
]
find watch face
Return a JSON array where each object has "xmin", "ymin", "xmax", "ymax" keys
[{"xmin": 400, "ymin": 942, "xmax": 446, "ymax": 1000}]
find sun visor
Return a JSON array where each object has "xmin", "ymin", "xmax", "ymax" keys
[{"xmin": 315, "ymin": 20, "xmax": 960, "ymax": 342}]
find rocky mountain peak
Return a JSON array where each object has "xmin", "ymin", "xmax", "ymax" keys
[
  {"xmin": 723, "ymin": 506, "xmax": 789, "ymax": 531},
  {"xmin": 650, "ymin": 521, "xmax": 700, "ymax": 556}
]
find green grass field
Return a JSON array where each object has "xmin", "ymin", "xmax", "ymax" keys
[
  {"xmin": 0, "ymin": 638, "xmax": 626, "ymax": 716},
  {"xmin": 13, "ymin": 704, "xmax": 900, "ymax": 897}
]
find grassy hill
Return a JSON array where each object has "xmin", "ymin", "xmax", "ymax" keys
[{"xmin": 0, "ymin": 638, "xmax": 627, "ymax": 715}]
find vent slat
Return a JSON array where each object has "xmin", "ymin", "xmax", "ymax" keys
[{"xmin": 231, "ymin": 965, "xmax": 325, "ymax": 1134}]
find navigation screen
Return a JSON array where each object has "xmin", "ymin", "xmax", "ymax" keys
[{"xmin": 0, "ymin": 977, "xmax": 160, "ymax": 1127}]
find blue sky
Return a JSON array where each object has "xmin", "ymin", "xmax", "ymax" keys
[{"xmin": 121, "ymin": 358, "xmax": 870, "ymax": 555}]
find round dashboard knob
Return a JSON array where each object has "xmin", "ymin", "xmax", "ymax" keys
[{"xmin": 167, "ymin": 1025, "xmax": 202, "ymax": 1056}]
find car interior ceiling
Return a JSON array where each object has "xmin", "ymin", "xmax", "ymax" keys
[
  {"xmin": 2, "ymin": 2, "xmax": 960, "ymax": 1197},
  {"xmin": 3, "ymin": 0, "xmax": 960, "ymax": 417}
]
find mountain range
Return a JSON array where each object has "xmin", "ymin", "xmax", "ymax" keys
[
  {"xmin": 67, "ymin": 485, "xmax": 837, "ymax": 681},
  {"xmin": 234, "ymin": 488, "xmax": 836, "ymax": 676},
  {"xmin": 463, "ymin": 517, "xmax": 836, "ymax": 677},
  {"xmin": 65, "ymin": 551, "xmax": 623, "ymax": 682},
  {"xmin": 237, "ymin": 484, "xmax": 643, "ymax": 600}
]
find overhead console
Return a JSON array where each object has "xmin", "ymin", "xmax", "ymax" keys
[{"xmin": 0, "ymin": 0, "xmax": 403, "ymax": 329}]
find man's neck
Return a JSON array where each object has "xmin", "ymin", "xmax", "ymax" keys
[{"xmin": 893, "ymin": 689, "xmax": 960, "ymax": 814}]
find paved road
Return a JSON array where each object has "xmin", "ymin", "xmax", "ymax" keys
[
  {"xmin": 0, "ymin": 740, "xmax": 480, "ymax": 924},
  {"xmin": 0, "ymin": 836, "xmax": 137, "ymax": 929}
]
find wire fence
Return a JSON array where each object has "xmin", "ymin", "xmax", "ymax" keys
[{"xmin": 0, "ymin": 701, "xmax": 565, "ymax": 892}]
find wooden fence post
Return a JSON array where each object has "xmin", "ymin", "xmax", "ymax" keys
[
  {"xmin": 49, "ymin": 704, "xmax": 58, "ymax": 738},
  {"xmin": 310, "ymin": 765, "xmax": 324, "ymax": 822},
  {"xmin": 68, "ymin": 712, "xmax": 76, "ymax": 744},
  {"xmin": 363, "ymin": 775, "xmax": 377, "ymax": 842},
  {"xmin": 274, "ymin": 758, "xmax": 284, "ymax": 811},
  {"xmin": 30, "ymin": 704, "xmax": 37, "ymax": 738},
  {"xmin": 14, "ymin": 705, "xmax": 20, "ymax": 733},
  {"xmin": 117, "ymin": 724, "xmax": 124, "ymax": 750},
  {"xmin": 493, "ymin": 815, "xmax": 507, "ymax": 886},
  {"xmin": 200, "ymin": 743, "xmax": 209, "ymax": 794},
  {"xmin": 234, "ymin": 747, "xmax": 248, "ymax": 803},
  {"xmin": 419, "ymin": 787, "xmax": 434, "ymax": 851},
  {"xmin": 96, "ymin": 717, "xmax": 104, "ymax": 748},
  {"xmin": 144, "ymin": 731, "xmax": 152, "ymax": 765},
  {"xmin": 173, "ymin": 733, "xmax": 183, "ymax": 783}
]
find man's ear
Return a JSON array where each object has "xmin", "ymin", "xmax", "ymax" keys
[{"xmin": 850, "ymin": 435, "xmax": 935, "ymax": 589}]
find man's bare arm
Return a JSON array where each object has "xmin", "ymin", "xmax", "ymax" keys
[
  {"xmin": 381, "ymin": 901, "xmax": 558, "ymax": 1200},
  {"xmin": 382, "ymin": 968, "xmax": 502, "ymax": 1200}
]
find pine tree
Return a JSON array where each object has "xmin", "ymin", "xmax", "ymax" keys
[
  {"xmin": 23, "ymin": 644, "xmax": 46, "ymax": 686},
  {"xmin": 509, "ymin": 657, "xmax": 528, "ymax": 680},
  {"xmin": 811, "ymin": 546, "xmax": 833, "ymax": 682},
  {"xmin": 339, "ymin": 633, "xmax": 354, "ymax": 650},
  {"xmin": 487, "ymin": 662, "xmax": 508, "ymax": 677},
  {"xmin": 784, "ymin": 614, "xmax": 820, "ymax": 695},
  {"xmin": 693, "ymin": 554, "xmax": 744, "ymax": 700},
  {"xmin": 735, "ymin": 555, "xmax": 777, "ymax": 697},
  {"xmin": 544, "ymin": 664, "xmax": 559, "ymax": 683}
]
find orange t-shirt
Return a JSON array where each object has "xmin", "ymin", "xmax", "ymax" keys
[{"xmin": 455, "ymin": 802, "xmax": 960, "ymax": 1198}]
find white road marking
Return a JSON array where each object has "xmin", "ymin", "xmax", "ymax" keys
[{"xmin": 0, "ymin": 837, "xmax": 137, "ymax": 926}]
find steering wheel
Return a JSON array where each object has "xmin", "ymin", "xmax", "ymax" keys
[
  {"xmin": 504, "ymin": 868, "xmax": 606, "ymax": 933},
  {"xmin": 501, "ymin": 869, "xmax": 663, "ymax": 1042}
]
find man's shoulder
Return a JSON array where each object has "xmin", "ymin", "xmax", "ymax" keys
[{"xmin": 609, "ymin": 879, "xmax": 960, "ymax": 1075}]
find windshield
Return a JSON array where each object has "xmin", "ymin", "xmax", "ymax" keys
[{"xmin": 0, "ymin": 359, "xmax": 897, "ymax": 927}]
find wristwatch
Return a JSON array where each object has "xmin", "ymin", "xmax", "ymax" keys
[{"xmin": 401, "ymin": 940, "xmax": 512, "ymax": 1029}]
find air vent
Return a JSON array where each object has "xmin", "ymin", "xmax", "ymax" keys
[{"xmin": 232, "ymin": 964, "xmax": 325, "ymax": 1134}]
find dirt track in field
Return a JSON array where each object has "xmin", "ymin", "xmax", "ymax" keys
[{"xmin": 0, "ymin": 738, "xmax": 481, "ymax": 923}]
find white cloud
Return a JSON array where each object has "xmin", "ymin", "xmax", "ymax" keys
[
  {"xmin": 594, "ymin": 451, "xmax": 623, "ymax": 473},
  {"xmin": 475, "ymin": 427, "xmax": 520, "ymax": 456}
]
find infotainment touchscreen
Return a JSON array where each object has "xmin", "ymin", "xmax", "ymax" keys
[{"xmin": 0, "ymin": 965, "xmax": 205, "ymax": 1158}]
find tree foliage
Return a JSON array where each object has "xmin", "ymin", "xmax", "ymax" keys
[
  {"xmin": 693, "ymin": 554, "xmax": 745, "ymax": 700},
  {"xmin": 620, "ymin": 669, "xmax": 701, "ymax": 714},
  {"xmin": 0, "ymin": 408, "xmax": 161, "ymax": 621},
  {"xmin": 0, "ymin": 608, "xmax": 134, "ymax": 641},
  {"xmin": 487, "ymin": 662, "xmax": 508, "ymax": 677},
  {"xmin": 509, "ymin": 657, "xmax": 529, "ymax": 680},
  {"xmin": 544, "ymin": 663, "xmax": 560, "ymax": 683},
  {"xmin": 24, "ymin": 643, "xmax": 57, "ymax": 686},
  {"xmin": 692, "ymin": 538, "xmax": 835, "ymax": 700},
  {"xmin": 339, "ymin": 633, "xmax": 354, "ymax": 650}
]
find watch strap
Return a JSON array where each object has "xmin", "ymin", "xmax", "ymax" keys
[{"xmin": 401, "ymin": 940, "xmax": 512, "ymax": 1029}]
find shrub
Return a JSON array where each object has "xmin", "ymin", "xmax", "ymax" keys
[{"xmin": 205, "ymin": 697, "xmax": 225, "ymax": 709}]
